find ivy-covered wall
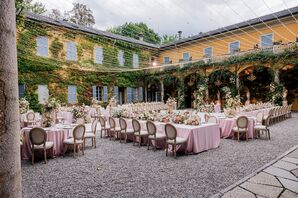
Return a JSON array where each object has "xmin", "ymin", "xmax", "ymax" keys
[{"xmin": 17, "ymin": 18, "xmax": 157, "ymax": 111}]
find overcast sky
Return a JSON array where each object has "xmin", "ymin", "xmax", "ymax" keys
[{"xmin": 32, "ymin": 0, "xmax": 298, "ymax": 37}]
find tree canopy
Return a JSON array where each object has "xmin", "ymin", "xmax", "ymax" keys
[
  {"xmin": 107, "ymin": 22, "xmax": 161, "ymax": 44},
  {"xmin": 16, "ymin": 0, "xmax": 46, "ymax": 15},
  {"xmin": 65, "ymin": 3, "xmax": 95, "ymax": 27}
]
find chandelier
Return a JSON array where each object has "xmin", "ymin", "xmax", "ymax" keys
[
  {"xmin": 214, "ymin": 79, "xmax": 222, "ymax": 86},
  {"xmin": 247, "ymin": 73, "xmax": 256, "ymax": 81}
]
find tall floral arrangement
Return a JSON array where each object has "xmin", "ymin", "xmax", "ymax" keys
[
  {"xmin": 166, "ymin": 97, "xmax": 177, "ymax": 112},
  {"xmin": 269, "ymin": 82, "xmax": 284, "ymax": 106},
  {"xmin": 71, "ymin": 106, "xmax": 88, "ymax": 123},
  {"xmin": 91, "ymin": 98, "xmax": 101, "ymax": 108},
  {"xmin": 42, "ymin": 97, "xmax": 61, "ymax": 127},
  {"xmin": 19, "ymin": 98, "xmax": 29, "ymax": 114},
  {"xmin": 222, "ymin": 87, "xmax": 241, "ymax": 117},
  {"xmin": 193, "ymin": 85, "xmax": 213, "ymax": 112}
]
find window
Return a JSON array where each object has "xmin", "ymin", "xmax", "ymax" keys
[
  {"xmin": 183, "ymin": 52, "xmax": 190, "ymax": 61},
  {"xmin": 92, "ymin": 86, "xmax": 102, "ymax": 101},
  {"xmin": 68, "ymin": 85, "xmax": 77, "ymax": 103},
  {"xmin": 133, "ymin": 53, "xmax": 139, "ymax": 68},
  {"xmin": 229, "ymin": 41, "xmax": 240, "ymax": 54},
  {"xmin": 103, "ymin": 86, "xmax": 108, "ymax": 102},
  {"xmin": 164, "ymin": 57, "xmax": 170, "ymax": 64},
  {"xmin": 36, "ymin": 36, "xmax": 48, "ymax": 57},
  {"xmin": 118, "ymin": 50, "xmax": 124, "ymax": 66},
  {"xmin": 66, "ymin": 41, "xmax": 77, "ymax": 61},
  {"xmin": 94, "ymin": 46, "xmax": 103, "ymax": 64},
  {"xmin": 204, "ymin": 47, "xmax": 213, "ymax": 58},
  {"xmin": 19, "ymin": 84, "xmax": 25, "ymax": 98},
  {"xmin": 260, "ymin": 33, "xmax": 273, "ymax": 47},
  {"xmin": 38, "ymin": 85, "xmax": 49, "ymax": 104}
]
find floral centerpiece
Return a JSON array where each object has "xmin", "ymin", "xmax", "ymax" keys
[
  {"xmin": 194, "ymin": 85, "xmax": 213, "ymax": 113},
  {"xmin": 269, "ymin": 82, "xmax": 284, "ymax": 106},
  {"xmin": 91, "ymin": 98, "xmax": 101, "ymax": 108},
  {"xmin": 19, "ymin": 98, "xmax": 29, "ymax": 114},
  {"xmin": 222, "ymin": 87, "xmax": 241, "ymax": 118},
  {"xmin": 158, "ymin": 111, "xmax": 172, "ymax": 123},
  {"xmin": 71, "ymin": 106, "xmax": 88, "ymax": 123},
  {"xmin": 138, "ymin": 110, "xmax": 157, "ymax": 121},
  {"xmin": 184, "ymin": 114, "xmax": 200, "ymax": 125},
  {"xmin": 42, "ymin": 97, "xmax": 61, "ymax": 127},
  {"xmin": 166, "ymin": 97, "xmax": 177, "ymax": 112}
]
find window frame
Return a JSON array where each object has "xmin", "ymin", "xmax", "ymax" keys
[
  {"xmin": 259, "ymin": 33, "xmax": 274, "ymax": 48},
  {"xmin": 163, "ymin": 56, "xmax": 170, "ymax": 64},
  {"xmin": 228, "ymin": 41, "xmax": 240, "ymax": 54},
  {"xmin": 118, "ymin": 50, "xmax": 124, "ymax": 66},
  {"xmin": 133, "ymin": 53, "xmax": 139, "ymax": 68},
  {"xmin": 36, "ymin": 36, "xmax": 49, "ymax": 57},
  {"xmin": 68, "ymin": 85, "xmax": 77, "ymax": 104},
  {"xmin": 66, "ymin": 41, "xmax": 77, "ymax": 61},
  {"xmin": 94, "ymin": 46, "xmax": 103, "ymax": 64},
  {"xmin": 182, "ymin": 52, "xmax": 190, "ymax": 61},
  {"xmin": 203, "ymin": 47, "xmax": 213, "ymax": 58}
]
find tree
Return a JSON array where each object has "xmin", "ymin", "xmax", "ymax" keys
[
  {"xmin": 15, "ymin": 0, "xmax": 46, "ymax": 15},
  {"xmin": 161, "ymin": 34, "xmax": 178, "ymax": 45},
  {"xmin": 48, "ymin": 9, "xmax": 63, "ymax": 20},
  {"xmin": 108, "ymin": 22, "xmax": 161, "ymax": 44},
  {"xmin": 67, "ymin": 3, "xmax": 95, "ymax": 27},
  {"xmin": 0, "ymin": 0, "xmax": 22, "ymax": 197}
]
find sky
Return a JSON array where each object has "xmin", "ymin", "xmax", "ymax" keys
[{"xmin": 32, "ymin": 0, "xmax": 298, "ymax": 38}]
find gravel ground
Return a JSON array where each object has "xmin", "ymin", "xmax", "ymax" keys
[{"xmin": 22, "ymin": 113, "xmax": 298, "ymax": 198}]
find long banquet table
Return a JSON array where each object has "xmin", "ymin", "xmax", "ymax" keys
[{"xmin": 114, "ymin": 118, "xmax": 221, "ymax": 154}]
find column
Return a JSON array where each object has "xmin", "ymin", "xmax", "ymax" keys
[
  {"xmin": 0, "ymin": 0, "xmax": 22, "ymax": 197},
  {"xmin": 274, "ymin": 70, "xmax": 280, "ymax": 84},
  {"xmin": 160, "ymin": 80, "xmax": 164, "ymax": 102}
]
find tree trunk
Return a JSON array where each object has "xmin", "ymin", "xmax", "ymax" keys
[{"xmin": 0, "ymin": 0, "xmax": 22, "ymax": 197}]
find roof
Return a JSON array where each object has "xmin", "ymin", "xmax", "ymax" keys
[
  {"xmin": 160, "ymin": 6, "xmax": 298, "ymax": 49},
  {"xmin": 25, "ymin": 12, "xmax": 159, "ymax": 49}
]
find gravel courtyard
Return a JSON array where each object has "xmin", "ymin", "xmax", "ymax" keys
[{"xmin": 22, "ymin": 113, "xmax": 298, "ymax": 198}]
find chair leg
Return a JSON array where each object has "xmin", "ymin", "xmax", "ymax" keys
[
  {"xmin": 44, "ymin": 149, "xmax": 47, "ymax": 164},
  {"xmin": 73, "ymin": 144, "xmax": 76, "ymax": 158},
  {"xmin": 166, "ymin": 143, "xmax": 168, "ymax": 156},
  {"xmin": 82, "ymin": 143, "xmax": 84, "ymax": 155},
  {"xmin": 52, "ymin": 147, "xmax": 55, "ymax": 158},
  {"xmin": 147, "ymin": 138, "xmax": 150, "ymax": 150},
  {"xmin": 31, "ymin": 149, "xmax": 34, "ymax": 165},
  {"xmin": 238, "ymin": 132, "xmax": 240, "ymax": 141},
  {"xmin": 174, "ymin": 144, "xmax": 176, "ymax": 159},
  {"xmin": 63, "ymin": 144, "xmax": 67, "ymax": 156},
  {"xmin": 133, "ymin": 136, "xmax": 135, "ymax": 146},
  {"xmin": 94, "ymin": 137, "xmax": 96, "ymax": 148},
  {"xmin": 139, "ymin": 136, "xmax": 141, "ymax": 148},
  {"xmin": 125, "ymin": 134, "xmax": 128, "ymax": 143},
  {"xmin": 267, "ymin": 129, "xmax": 270, "ymax": 140}
]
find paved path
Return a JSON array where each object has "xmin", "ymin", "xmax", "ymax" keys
[{"xmin": 214, "ymin": 146, "xmax": 298, "ymax": 198}]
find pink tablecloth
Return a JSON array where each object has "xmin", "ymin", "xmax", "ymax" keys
[
  {"xmin": 219, "ymin": 118, "xmax": 255, "ymax": 138},
  {"xmin": 239, "ymin": 108, "xmax": 272, "ymax": 117},
  {"xmin": 21, "ymin": 127, "xmax": 69, "ymax": 160},
  {"xmin": 114, "ymin": 118, "xmax": 220, "ymax": 154}
]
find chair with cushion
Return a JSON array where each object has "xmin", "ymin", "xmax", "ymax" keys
[
  {"xmin": 109, "ymin": 117, "xmax": 121, "ymax": 141},
  {"xmin": 26, "ymin": 112, "xmax": 35, "ymax": 127},
  {"xmin": 255, "ymin": 115, "xmax": 271, "ymax": 140},
  {"xmin": 165, "ymin": 123, "xmax": 187, "ymax": 158},
  {"xmin": 99, "ymin": 116, "xmax": 110, "ymax": 138},
  {"xmin": 63, "ymin": 124, "xmax": 85, "ymax": 158},
  {"xmin": 29, "ymin": 127, "xmax": 54, "ymax": 165},
  {"xmin": 132, "ymin": 119, "xmax": 148, "ymax": 147},
  {"xmin": 146, "ymin": 120, "xmax": 166, "ymax": 151},
  {"xmin": 255, "ymin": 112, "xmax": 263, "ymax": 125},
  {"xmin": 232, "ymin": 116, "xmax": 249, "ymax": 141},
  {"xmin": 84, "ymin": 119, "xmax": 98, "ymax": 149},
  {"xmin": 119, "ymin": 118, "xmax": 134, "ymax": 143}
]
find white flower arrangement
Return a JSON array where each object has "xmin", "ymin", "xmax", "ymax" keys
[
  {"xmin": 19, "ymin": 98, "xmax": 29, "ymax": 114},
  {"xmin": 222, "ymin": 87, "xmax": 241, "ymax": 117}
]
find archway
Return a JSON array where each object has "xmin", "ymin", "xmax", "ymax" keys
[
  {"xmin": 280, "ymin": 63, "xmax": 298, "ymax": 110},
  {"xmin": 163, "ymin": 75, "xmax": 180, "ymax": 103},
  {"xmin": 184, "ymin": 74, "xmax": 199, "ymax": 108},
  {"xmin": 239, "ymin": 66, "xmax": 273, "ymax": 103},
  {"xmin": 147, "ymin": 78, "xmax": 161, "ymax": 102},
  {"xmin": 208, "ymin": 69, "xmax": 235, "ymax": 103}
]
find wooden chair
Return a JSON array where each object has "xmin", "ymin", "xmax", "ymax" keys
[
  {"xmin": 255, "ymin": 115, "xmax": 271, "ymax": 140},
  {"xmin": 132, "ymin": 119, "xmax": 148, "ymax": 147},
  {"xmin": 98, "ymin": 116, "xmax": 110, "ymax": 138},
  {"xmin": 119, "ymin": 118, "xmax": 134, "ymax": 143},
  {"xmin": 29, "ymin": 127, "xmax": 54, "ymax": 165},
  {"xmin": 146, "ymin": 120, "xmax": 166, "ymax": 151},
  {"xmin": 63, "ymin": 124, "xmax": 85, "ymax": 158},
  {"xmin": 207, "ymin": 116, "xmax": 218, "ymax": 124},
  {"xmin": 165, "ymin": 123, "xmax": 187, "ymax": 158},
  {"xmin": 232, "ymin": 116, "xmax": 249, "ymax": 141},
  {"xmin": 84, "ymin": 119, "xmax": 98, "ymax": 149},
  {"xmin": 255, "ymin": 112, "xmax": 263, "ymax": 125},
  {"xmin": 109, "ymin": 117, "xmax": 121, "ymax": 141},
  {"xmin": 26, "ymin": 112, "xmax": 35, "ymax": 127},
  {"xmin": 76, "ymin": 118, "xmax": 85, "ymax": 124}
]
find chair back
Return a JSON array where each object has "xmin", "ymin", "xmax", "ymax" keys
[
  {"xmin": 29, "ymin": 127, "xmax": 46, "ymax": 146},
  {"xmin": 207, "ymin": 116, "xmax": 218, "ymax": 124},
  {"xmin": 119, "ymin": 118, "xmax": 127, "ymax": 130},
  {"xmin": 109, "ymin": 117, "xmax": 116, "ymax": 129},
  {"xmin": 76, "ymin": 118, "xmax": 85, "ymax": 124},
  {"xmin": 91, "ymin": 119, "xmax": 98, "ymax": 134},
  {"xmin": 165, "ymin": 124, "xmax": 177, "ymax": 140},
  {"xmin": 73, "ymin": 124, "xmax": 85, "ymax": 141},
  {"xmin": 236, "ymin": 116, "xmax": 248, "ymax": 129},
  {"xmin": 96, "ymin": 107, "xmax": 101, "ymax": 115},
  {"xmin": 255, "ymin": 112, "xmax": 263, "ymax": 125},
  {"xmin": 132, "ymin": 119, "xmax": 141, "ymax": 132},
  {"xmin": 146, "ymin": 121, "xmax": 156, "ymax": 136},
  {"xmin": 99, "ymin": 116, "xmax": 106, "ymax": 127},
  {"xmin": 27, "ymin": 112, "xmax": 35, "ymax": 122},
  {"xmin": 204, "ymin": 114, "xmax": 210, "ymax": 122},
  {"xmin": 265, "ymin": 115, "xmax": 272, "ymax": 127}
]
